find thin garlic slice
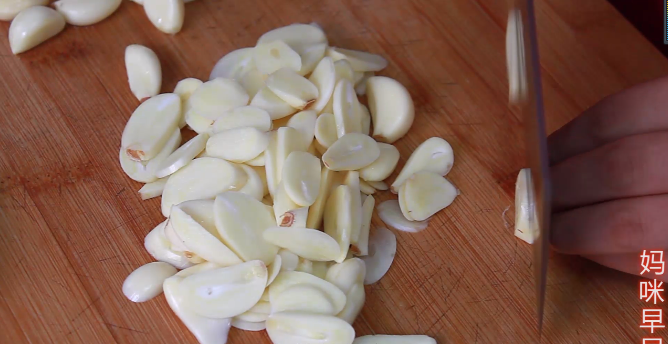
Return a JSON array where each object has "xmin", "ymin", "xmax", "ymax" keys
[
  {"xmin": 298, "ymin": 43, "xmax": 327, "ymax": 75},
  {"xmin": 306, "ymin": 167, "xmax": 337, "ymax": 229},
  {"xmin": 144, "ymin": 221, "xmax": 193, "ymax": 269},
  {"xmin": 322, "ymin": 133, "xmax": 380, "ymax": 171},
  {"xmin": 367, "ymin": 180, "xmax": 388, "ymax": 191},
  {"xmin": 327, "ymin": 47, "xmax": 388, "ymax": 72},
  {"xmin": 240, "ymin": 68, "xmax": 266, "ymax": 98},
  {"xmin": 237, "ymin": 164, "xmax": 264, "ymax": 201},
  {"xmin": 272, "ymin": 181, "xmax": 300, "ymax": 223},
  {"xmin": 188, "ymin": 78, "xmax": 249, "ymax": 120},
  {"xmin": 514, "ymin": 168, "xmax": 536, "ymax": 244},
  {"xmin": 155, "ymin": 133, "xmax": 208, "ymax": 178},
  {"xmin": 353, "ymin": 195, "xmax": 374, "ymax": 256},
  {"xmin": 377, "ymin": 200, "xmax": 428, "ymax": 233},
  {"xmin": 139, "ymin": 178, "xmax": 168, "ymax": 200},
  {"xmin": 257, "ymin": 23, "xmax": 327, "ymax": 55},
  {"xmin": 268, "ymin": 271, "xmax": 346, "ymax": 314},
  {"xmin": 266, "ymin": 312, "xmax": 355, "ymax": 344},
  {"xmin": 237, "ymin": 301, "xmax": 271, "ymax": 322},
  {"xmin": 185, "ymin": 108, "xmax": 214, "ymax": 134},
  {"xmin": 360, "ymin": 227, "xmax": 396, "ymax": 285},
  {"xmin": 337, "ymin": 283, "xmax": 365, "ymax": 324},
  {"xmin": 398, "ymin": 183, "xmax": 415, "ymax": 220},
  {"xmin": 253, "ymin": 40, "xmax": 302, "ymax": 75},
  {"xmin": 212, "ymin": 106, "xmax": 272, "ymax": 133},
  {"xmin": 143, "ymin": 0, "xmax": 184, "ymax": 34},
  {"xmin": 250, "ymin": 86, "xmax": 297, "ymax": 120},
  {"xmin": 401, "ymin": 171, "xmax": 458, "ymax": 221},
  {"xmin": 276, "ymin": 126, "xmax": 305, "ymax": 183},
  {"xmin": 266, "ymin": 68, "xmax": 319, "ymax": 110},
  {"xmin": 324, "ymin": 185, "xmax": 353, "ymax": 263},
  {"xmin": 325, "ymin": 258, "xmax": 366, "ymax": 293},
  {"xmin": 251, "ymin": 165, "xmax": 269, "ymax": 196},
  {"xmin": 246, "ymin": 152, "xmax": 266, "ymax": 167},
  {"xmin": 286, "ymin": 110, "xmax": 317, "ymax": 150},
  {"xmin": 206, "ymin": 127, "xmax": 269, "ymax": 163},
  {"xmin": 122, "ymin": 93, "xmax": 181, "ymax": 161},
  {"xmin": 161, "ymin": 157, "xmax": 247, "ymax": 216},
  {"xmin": 263, "ymin": 227, "xmax": 340, "ymax": 261},
  {"xmin": 8, "ymin": 6, "xmax": 65, "ymax": 54},
  {"xmin": 278, "ymin": 207, "xmax": 308, "ymax": 227},
  {"xmin": 343, "ymin": 172, "xmax": 363, "ymax": 245},
  {"xmin": 333, "ymin": 59, "xmax": 355, "ymax": 82},
  {"xmin": 359, "ymin": 180, "xmax": 375, "ymax": 195},
  {"xmin": 0, "ymin": 0, "xmax": 48, "ymax": 21},
  {"xmin": 180, "ymin": 260, "xmax": 268, "ymax": 319},
  {"xmin": 210, "ymin": 47, "xmax": 255, "ymax": 80},
  {"xmin": 282, "ymin": 151, "xmax": 321, "ymax": 207},
  {"xmin": 333, "ymin": 79, "xmax": 362, "ymax": 138},
  {"xmin": 271, "ymin": 284, "xmax": 336, "ymax": 315},
  {"xmin": 360, "ymin": 143, "xmax": 400, "ymax": 182},
  {"xmin": 391, "ymin": 137, "xmax": 454, "ymax": 192},
  {"xmin": 355, "ymin": 72, "xmax": 374, "ymax": 96},
  {"xmin": 119, "ymin": 128, "xmax": 180, "ymax": 183},
  {"xmin": 213, "ymin": 192, "xmax": 279, "ymax": 264},
  {"xmin": 53, "ymin": 0, "xmax": 120, "ymax": 26},
  {"xmin": 315, "ymin": 112, "xmax": 338, "ymax": 149},
  {"xmin": 278, "ymin": 249, "xmax": 299, "ymax": 271},
  {"xmin": 309, "ymin": 57, "xmax": 336, "ymax": 113},
  {"xmin": 266, "ymin": 254, "xmax": 282, "ymax": 286},
  {"xmin": 174, "ymin": 78, "xmax": 202, "ymax": 128},
  {"xmin": 264, "ymin": 131, "xmax": 279, "ymax": 197},
  {"xmin": 358, "ymin": 103, "xmax": 371, "ymax": 136},
  {"xmin": 124, "ymin": 44, "xmax": 162, "ymax": 101},
  {"xmin": 231, "ymin": 318, "xmax": 266, "ymax": 331},
  {"xmin": 367, "ymin": 76, "xmax": 414, "ymax": 143},
  {"xmin": 353, "ymin": 335, "xmax": 437, "ymax": 344},
  {"xmin": 122, "ymin": 262, "xmax": 177, "ymax": 302}
]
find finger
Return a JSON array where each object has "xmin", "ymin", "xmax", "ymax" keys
[
  {"xmin": 583, "ymin": 253, "xmax": 668, "ymax": 283},
  {"xmin": 548, "ymin": 76, "xmax": 668, "ymax": 164},
  {"xmin": 550, "ymin": 194, "xmax": 668, "ymax": 255},
  {"xmin": 551, "ymin": 132, "xmax": 668, "ymax": 211}
]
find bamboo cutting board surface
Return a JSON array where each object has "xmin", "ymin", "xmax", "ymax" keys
[{"xmin": 1, "ymin": 0, "xmax": 667, "ymax": 343}]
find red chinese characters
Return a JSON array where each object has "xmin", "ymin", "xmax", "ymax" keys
[{"xmin": 641, "ymin": 250, "xmax": 665, "ymax": 342}]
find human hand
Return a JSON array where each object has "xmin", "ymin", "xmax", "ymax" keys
[{"xmin": 547, "ymin": 76, "xmax": 668, "ymax": 281}]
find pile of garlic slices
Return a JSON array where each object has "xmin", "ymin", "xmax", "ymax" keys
[{"xmin": 120, "ymin": 23, "xmax": 457, "ymax": 344}]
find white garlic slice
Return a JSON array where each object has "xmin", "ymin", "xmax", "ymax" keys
[
  {"xmin": 266, "ymin": 312, "xmax": 355, "ymax": 344},
  {"xmin": 353, "ymin": 335, "xmax": 436, "ymax": 344},
  {"xmin": 358, "ymin": 103, "xmax": 371, "ymax": 136},
  {"xmin": 309, "ymin": 57, "xmax": 336, "ymax": 113},
  {"xmin": 250, "ymin": 86, "xmax": 297, "ymax": 120},
  {"xmin": 179, "ymin": 260, "xmax": 268, "ymax": 319},
  {"xmin": 358, "ymin": 180, "xmax": 375, "ymax": 195},
  {"xmin": 266, "ymin": 254, "xmax": 282, "ymax": 286},
  {"xmin": 144, "ymin": 221, "xmax": 193, "ymax": 269},
  {"xmin": 139, "ymin": 178, "xmax": 168, "ymax": 200},
  {"xmin": 286, "ymin": 110, "xmax": 317, "ymax": 150},
  {"xmin": 360, "ymin": 143, "xmax": 400, "ymax": 182},
  {"xmin": 324, "ymin": 185, "xmax": 353, "ymax": 263},
  {"xmin": 231, "ymin": 318, "xmax": 266, "ymax": 331},
  {"xmin": 124, "ymin": 44, "xmax": 162, "ymax": 101},
  {"xmin": 333, "ymin": 79, "xmax": 363, "ymax": 138},
  {"xmin": 343, "ymin": 172, "xmax": 363, "ymax": 245},
  {"xmin": 163, "ymin": 211, "xmax": 188, "ymax": 252},
  {"xmin": 354, "ymin": 72, "xmax": 374, "ymax": 96},
  {"xmin": 322, "ymin": 133, "xmax": 380, "ymax": 171},
  {"xmin": 266, "ymin": 68, "xmax": 319, "ymax": 110},
  {"xmin": 251, "ymin": 165, "xmax": 269, "ymax": 196},
  {"xmin": 391, "ymin": 137, "xmax": 454, "ymax": 192},
  {"xmin": 397, "ymin": 183, "xmax": 415, "ymax": 221},
  {"xmin": 143, "ymin": 0, "xmax": 184, "ymax": 34},
  {"xmin": 327, "ymin": 47, "xmax": 388, "ymax": 72},
  {"xmin": 237, "ymin": 164, "xmax": 264, "ymax": 201},
  {"xmin": 366, "ymin": 180, "xmax": 388, "ymax": 191},
  {"xmin": 236, "ymin": 301, "xmax": 271, "ymax": 322},
  {"xmin": 306, "ymin": 167, "xmax": 337, "ymax": 230},
  {"xmin": 206, "ymin": 127, "xmax": 269, "ymax": 163},
  {"xmin": 122, "ymin": 262, "xmax": 177, "ymax": 302},
  {"xmin": 276, "ymin": 126, "xmax": 305, "ymax": 183},
  {"xmin": 401, "ymin": 171, "xmax": 458, "ymax": 221},
  {"xmin": 155, "ymin": 133, "xmax": 208, "ymax": 178},
  {"xmin": 315, "ymin": 112, "xmax": 338, "ymax": 149},
  {"xmin": 360, "ymin": 227, "xmax": 396, "ymax": 285},
  {"xmin": 277, "ymin": 207, "xmax": 308, "ymax": 228},
  {"xmin": 210, "ymin": 47, "xmax": 255, "ymax": 80},
  {"xmin": 268, "ymin": 271, "xmax": 346, "ymax": 314},
  {"xmin": 282, "ymin": 151, "xmax": 321, "ymax": 207},
  {"xmin": 253, "ymin": 40, "xmax": 302, "ymax": 75},
  {"xmin": 271, "ymin": 284, "xmax": 337, "ymax": 315},
  {"xmin": 240, "ymin": 68, "xmax": 266, "ymax": 98},
  {"xmin": 264, "ymin": 131, "xmax": 279, "ymax": 197},
  {"xmin": 377, "ymin": 200, "xmax": 428, "ymax": 233},
  {"xmin": 367, "ymin": 76, "xmax": 414, "ymax": 143},
  {"xmin": 353, "ymin": 195, "xmax": 375, "ymax": 256},
  {"xmin": 8, "ymin": 6, "xmax": 65, "ymax": 54},
  {"xmin": 278, "ymin": 249, "xmax": 299, "ymax": 271},
  {"xmin": 0, "ymin": 0, "xmax": 48, "ymax": 21},
  {"xmin": 245, "ymin": 152, "xmax": 266, "ymax": 167},
  {"xmin": 122, "ymin": 93, "xmax": 181, "ymax": 161},
  {"xmin": 325, "ymin": 258, "xmax": 366, "ymax": 293},
  {"xmin": 272, "ymin": 181, "xmax": 300, "ymax": 223},
  {"xmin": 298, "ymin": 43, "xmax": 327, "ymax": 76},
  {"xmin": 263, "ymin": 227, "xmax": 340, "ymax": 261},
  {"xmin": 173, "ymin": 78, "xmax": 202, "ymax": 128},
  {"xmin": 161, "ymin": 157, "xmax": 247, "ymax": 216},
  {"xmin": 212, "ymin": 106, "xmax": 271, "ymax": 133},
  {"xmin": 257, "ymin": 23, "xmax": 327, "ymax": 55},
  {"xmin": 53, "ymin": 0, "xmax": 120, "ymax": 26},
  {"xmin": 188, "ymin": 78, "xmax": 249, "ymax": 120},
  {"xmin": 213, "ymin": 191, "xmax": 279, "ymax": 264},
  {"xmin": 514, "ymin": 168, "xmax": 536, "ymax": 244},
  {"xmin": 333, "ymin": 59, "xmax": 355, "ymax": 82},
  {"xmin": 119, "ymin": 128, "xmax": 180, "ymax": 183},
  {"xmin": 337, "ymin": 283, "xmax": 365, "ymax": 324},
  {"xmin": 185, "ymin": 108, "xmax": 214, "ymax": 134}
]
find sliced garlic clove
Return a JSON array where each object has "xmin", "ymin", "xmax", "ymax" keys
[
  {"xmin": 236, "ymin": 301, "xmax": 271, "ymax": 322},
  {"xmin": 164, "ymin": 216, "xmax": 188, "ymax": 252},
  {"xmin": 264, "ymin": 131, "xmax": 279, "ymax": 197},
  {"xmin": 367, "ymin": 180, "xmax": 388, "ymax": 191},
  {"xmin": 353, "ymin": 195, "xmax": 374, "ymax": 256},
  {"xmin": 8, "ymin": 6, "xmax": 65, "ymax": 54},
  {"xmin": 169, "ymin": 201, "xmax": 244, "ymax": 266},
  {"xmin": 263, "ymin": 227, "xmax": 340, "ymax": 261},
  {"xmin": 514, "ymin": 168, "xmax": 536, "ymax": 244},
  {"xmin": 278, "ymin": 249, "xmax": 299, "ymax": 271},
  {"xmin": 266, "ymin": 312, "xmax": 355, "ymax": 344},
  {"xmin": 0, "ymin": 0, "xmax": 48, "ymax": 21},
  {"xmin": 155, "ymin": 133, "xmax": 208, "ymax": 178},
  {"xmin": 266, "ymin": 68, "xmax": 319, "ymax": 110},
  {"xmin": 253, "ymin": 40, "xmax": 302, "ymax": 75},
  {"xmin": 298, "ymin": 43, "xmax": 327, "ymax": 76},
  {"xmin": 322, "ymin": 133, "xmax": 380, "ymax": 171},
  {"xmin": 120, "ymin": 127, "xmax": 181, "ymax": 183},
  {"xmin": 343, "ymin": 171, "xmax": 363, "ymax": 245},
  {"xmin": 327, "ymin": 47, "xmax": 388, "ymax": 72},
  {"xmin": 306, "ymin": 167, "xmax": 337, "ymax": 230},
  {"xmin": 240, "ymin": 68, "xmax": 266, "ymax": 98},
  {"xmin": 206, "ymin": 127, "xmax": 269, "ymax": 163},
  {"xmin": 282, "ymin": 151, "xmax": 321, "ymax": 207},
  {"xmin": 337, "ymin": 283, "xmax": 365, "ymax": 324},
  {"xmin": 231, "ymin": 318, "xmax": 266, "ymax": 331},
  {"xmin": 402, "ymin": 171, "xmax": 458, "ymax": 221},
  {"xmin": 324, "ymin": 185, "xmax": 353, "ymax": 263},
  {"xmin": 276, "ymin": 126, "xmax": 305, "ymax": 183},
  {"xmin": 212, "ymin": 106, "xmax": 271, "ymax": 133},
  {"xmin": 124, "ymin": 44, "xmax": 162, "ymax": 101},
  {"xmin": 271, "ymin": 284, "xmax": 337, "ymax": 315},
  {"xmin": 391, "ymin": 137, "xmax": 454, "ymax": 192},
  {"xmin": 315, "ymin": 112, "xmax": 338, "ymax": 149},
  {"xmin": 377, "ymin": 200, "xmax": 428, "ymax": 233},
  {"xmin": 273, "ymin": 181, "xmax": 300, "ymax": 223},
  {"xmin": 237, "ymin": 164, "xmax": 264, "ymax": 201},
  {"xmin": 176, "ymin": 262, "xmax": 222, "ymax": 278},
  {"xmin": 333, "ymin": 79, "xmax": 363, "ymax": 138},
  {"xmin": 397, "ymin": 183, "xmax": 415, "ymax": 221},
  {"xmin": 161, "ymin": 157, "xmax": 247, "ymax": 216},
  {"xmin": 353, "ymin": 335, "xmax": 437, "ymax": 344},
  {"xmin": 123, "ymin": 262, "xmax": 177, "ymax": 302},
  {"xmin": 245, "ymin": 152, "xmax": 266, "ymax": 167},
  {"xmin": 213, "ymin": 191, "xmax": 279, "ymax": 264},
  {"xmin": 143, "ymin": 0, "xmax": 184, "ymax": 34},
  {"xmin": 358, "ymin": 103, "xmax": 371, "ymax": 136},
  {"xmin": 250, "ymin": 86, "xmax": 297, "ymax": 120},
  {"xmin": 53, "ymin": 0, "xmax": 120, "ymax": 26},
  {"xmin": 139, "ymin": 178, "xmax": 168, "ymax": 200},
  {"xmin": 251, "ymin": 165, "xmax": 269, "ymax": 196},
  {"xmin": 266, "ymin": 254, "xmax": 282, "ymax": 286},
  {"xmin": 361, "ymin": 227, "xmax": 396, "ymax": 285},
  {"xmin": 173, "ymin": 78, "xmax": 202, "ymax": 128},
  {"xmin": 296, "ymin": 257, "xmax": 313, "ymax": 274},
  {"xmin": 277, "ymin": 207, "xmax": 308, "ymax": 228},
  {"xmin": 185, "ymin": 108, "xmax": 214, "ymax": 134},
  {"xmin": 354, "ymin": 72, "xmax": 374, "ymax": 96},
  {"xmin": 179, "ymin": 260, "xmax": 268, "ymax": 318},
  {"xmin": 188, "ymin": 78, "xmax": 250, "ymax": 120},
  {"xmin": 144, "ymin": 221, "xmax": 193, "ymax": 269},
  {"xmin": 359, "ymin": 180, "xmax": 375, "ymax": 195},
  {"xmin": 257, "ymin": 23, "xmax": 327, "ymax": 55},
  {"xmin": 309, "ymin": 57, "xmax": 336, "ymax": 113},
  {"xmin": 286, "ymin": 110, "xmax": 317, "ymax": 150},
  {"xmin": 333, "ymin": 59, "xmax": 355, "ymax": 83},
  {"xmin": 325, "ymin": 258, "xmax": 366, "ymax": 294},
  {"xmin": 122, "ymin": 93, "xmax": 181, "ymax": 161},
  {"xmin": 359, "ymin": 142, "xmax": 400, "ymax": 182},
  {"xmin": 367, "ymin": 76, "xmax": 414, "ymax": 143},
  {"xmin": 268, "ymin": 271, "xmax": 346, "ymax": 314},
  {"xmin": 209, "ymin": 47, "xmax": 255, "ymax": 80}
]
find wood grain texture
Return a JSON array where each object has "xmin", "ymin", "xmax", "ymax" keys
[{"xmin": 0, "ymin": 0, "xmax": 667, "ymax": 343}]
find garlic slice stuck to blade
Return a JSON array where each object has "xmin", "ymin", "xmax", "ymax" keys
[
  {"xmin": 514, "ymin": 168, "xmax": 536, "ymax": 244},
  {"xmin": 360, "ymin": 227, "xmax": 396, "ymax": 285},
  {"xmin": 391, "ymin": 137, "xmax": 454, "ymax": 192},
  {"xmin": 8, "ymin": 6, "xmax": 65, "ymax": 54},
  {"xmin": 124, "ymin": 44, "xmax": 162, "ymax": 101}
]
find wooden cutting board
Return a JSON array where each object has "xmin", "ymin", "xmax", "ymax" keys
[{"xmin": 1, "ymin": 0, "xmax": 667, "ymax": 343}]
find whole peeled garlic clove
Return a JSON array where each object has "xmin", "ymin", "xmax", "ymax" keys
[
  {"xmin": 123, "ymin": 262, "xmax": 177, "ymax": 302},
  {"xmin": 376, "ymin": 200, "xmax": 428, "ymax": 233},
  {"xmin": 0, "ymin": 0, "xmax": 48, "ymax": 21},
  {"xmin": 139, "ymin": 178, "xmax": 168, "ymax": 200},
  {"xmin": 324, "ymin": 185, "xmax": 354, "ymax": 263},
  {"xmin": 209, "ymin": 47, "xmax": 255, "ymax": 80},
  {"xmin": 327, "ymin": 47, "xmax": 388, "ymax": 72},
  {"xmin": 155, "ymin": 133, "xmax": 208, "ymax": 178},
  {"xmin": 263, "ymin": 226, "xmax": 340, "ymax": 262},
  {"xmin": 143, "ymin": 0, "xmax": 184, "ymax": 34},
  {"xmin": 250, "ymin": 86, "xmax": 297, "ymax": 120},
  {"xmin": 212, "ymin": 106, "xmax": 272, "ymax": 133},
  {"xmin": 188, "ymin": 78, "xmax": 250, "ymax": 121},
  {"xmin": 514, "ymin": 168, "xmax": 537, "ymax": 244},
  {"xmin": 124, "ymin": 44, "xmax": 162, "ymax": 101},
  {"xmin": 400, "ymin": 171, "xmax": 458, "ymax": 221},
  {"xmin": 9, "ymin": 6, "xmax": 65, "ymax": 54},
  {"xmin": 268, "ymin": 271, "xmax": 347, "ymax": 314},
  {"xmin": 121, "ymin": 94, "xmax": 181, "ymax": 161},
  {"xmin": 266, "ymin": 312, "xmax": 355, "ymax": 344},
  {"xmin": 271, "ymin": 284, "xmax": 337, "ymax": 315},
  {"xmin": 282, "ymin": 151, "xmax": 321, "ymax": 207},
  {"xmin": 360, "ymin": 227, "xmax": 396, "ymax": 285},
  {"xmin": 53, "ymin": 0, "xmax": 121, "ymax": 26},
  {"xmin": 309, "ymin": 57, "xmax": 336, "ymax": 113},
  {"xmin": 322, "ymin": 133, "xmax": 380, "ymax": 171},
  {"xmin": 359, "ymin": 143, "xmax": 400, "ymax": 182},
  {"xmin": 391, "ymin": 137, "xmax": 454, "ymax": 192},
  {"xmin": 353, "ymin": 335, "xmax": 437, "ymax": 344},
  {"xmin": 266, "ymin": 68, "xmax": 319, "ymax": 110},
  {"xmin": 366, "ymin": 76, "xmax": 414, "ymax": 143},
  {"xmin": 206, "ymin": 127, "xmax": 269, "ymax": 163},
  {"xmin": 253, "ymin": 40, "xmax": 302, "ymax": 75},
  {"xmin": 337, "ymin": 283, "xmax": 365, "ymax": 324}
]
